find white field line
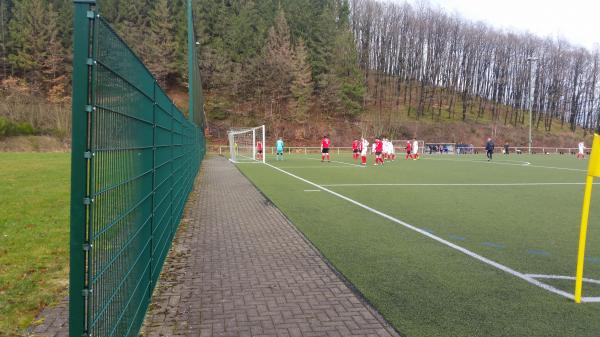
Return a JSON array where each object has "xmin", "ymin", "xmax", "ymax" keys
[
  {"xmin": 320, "ymin": 182, "xmax": 594, "ymax": 187},
  {"xmin": 269, "ymin": 166, "xmax": 359, "ymax": 169},
  {"xmin": 424, "ymin": 157, "xmax": 531, "ymax": 166},
  {"xmin": 305, "ymin": 157, "xmax": 365, "ymax": 167},
  {"xmin": 264, "ymin": 162, "xmax": 586, "ymax": 302},
  {"xmin": 525, "ymin": 274, "xmax": 600, "ymax": 286},
  {"xmin": 232, "ymin": 161, "xmax": 263, "ymax": 164},
  {"xmin": 304, "ymin": 189, "xmax": 321, "ymax": 192},
  {"xmin": 525, "ymin": 274, "xmax": 600, "ymax": 302},
  {"xmin": 424, "ymin": 157, "xmax": 587, "ymax": 173}
]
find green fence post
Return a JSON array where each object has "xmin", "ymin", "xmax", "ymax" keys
[
  {"xmin": 70, "ymin": 1, "xmax": 96, "ymax": 337},
  {"xmin": 150, "ymin": 81, "xmax": 157, "ymax": 295},
  {"xmin": 187, "ymin": 0, "xmax": 194, "ymax": 124}
]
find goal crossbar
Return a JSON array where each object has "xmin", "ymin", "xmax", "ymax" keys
[{"xmin": 228, "ymin": 125, "xmax": 266, "ymax": 164}]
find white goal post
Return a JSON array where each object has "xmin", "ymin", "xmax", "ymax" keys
[{"xmin": 228, "ymin": 125, "xmax": 266, "ymax": 164}]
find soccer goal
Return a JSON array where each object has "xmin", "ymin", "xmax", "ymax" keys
[{"xmin": 228, "ymin": 125, "xmax": 266, "ymax": 163}]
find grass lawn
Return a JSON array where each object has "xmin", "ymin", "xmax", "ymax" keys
[
  {"xmin": 0, "ymin": 153, "xmax": 70, "ymax": 337},
  {"xmin": 237, "ymin": 153, "xmax": 600, "ymax": 337}
]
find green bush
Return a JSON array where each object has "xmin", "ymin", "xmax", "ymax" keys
[{"xmin": 0, "ymin": 116, "xmax": 37, "ymax": 138}]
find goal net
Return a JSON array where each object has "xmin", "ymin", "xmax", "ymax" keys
[{"xmin": 228, "ymin": 125, "xmax": 266, "ymax": 163}]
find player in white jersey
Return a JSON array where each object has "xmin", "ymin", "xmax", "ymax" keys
[
  {"xmin": 577, "ymin": 141, "xmax": 585, "ymax": 159},
  {"xmin": 411, "ymin": 139, "xmax": 419, "ymax": 160},
  {"xmin": 382, "ymin": 138, "xmax": 389, "ymax": 161},
  {"xmin": 360, "ymin": 138, "xmax": 369, "ymax": 165},
  {"xmin": 389, "ymin": 140, "xmax": 396, "ymax": 161}
]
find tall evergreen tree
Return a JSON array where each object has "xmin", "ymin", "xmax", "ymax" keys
[
  {"xmin": 42, "ymin": 3, "xmax": 68, "ymax": 98},
  {"xmin": 147, "ymin": 0, "xmax": 178, "ymax": 85},
  {"xmin": 289, "ymin": 38, "xmax": 313, "ymax": 122},
  {"xmin": 332, "ymin": 30, "xmax": 364, "ymax": 116},
  {"xmin": 0, "ymin": 0, "xmax": 11, "ymax": 79},
  {"xmin": 116, "ymin": 0, "xmax": 150, "ymax": 60},
  {"xmin": 260, "ymin": 7, "xmax": 293, "ymax": 106},
  {"xmin": 8, "ymin": 0, "xmax": 64, "ymax": 89}
]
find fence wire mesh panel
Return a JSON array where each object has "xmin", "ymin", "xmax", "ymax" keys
[{"xmin": 69, "ymin": 1, "xmax": 205, "ymax": 337}]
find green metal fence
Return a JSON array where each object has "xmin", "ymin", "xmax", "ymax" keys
[{"xmin": 69, "ymin": 1, "xmax": 205, "ymax": 336}]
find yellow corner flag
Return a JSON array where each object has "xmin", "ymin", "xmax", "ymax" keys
[{"xmin": 575, "ymin": 134, "xmax": 600, "ymax": 303}]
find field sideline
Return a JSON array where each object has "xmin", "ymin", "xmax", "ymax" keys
[
  {"xmin": 236, "ymin": 153, "xmax": 600, "ymax": 337},
  {"xmin": 0, "ymin": 153, "xmax": 70, "ymax": 337}
]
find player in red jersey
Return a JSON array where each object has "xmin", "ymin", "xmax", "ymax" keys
[
  {"xmin": 405, "ymin": 140, "xmax": 412, "ymax": 160},
  {"xmin": 321, "ymin": 135, "xmax": 331, "ymax": 162},
  {"xmin": 352, "ymin": 138, "xmax": 360, "ymax": 162},
  {"xmin": 256, "ymin": 140, "xmax": 263, "ymax": 160},
  {"xmin": 374, "ymin": 137, "xmax": 384, "ymax": 165}
]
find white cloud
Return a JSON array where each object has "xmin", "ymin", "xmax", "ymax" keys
[{"xmin": 393, "ymin": 0, "xmax": 600, "ymax": 49}]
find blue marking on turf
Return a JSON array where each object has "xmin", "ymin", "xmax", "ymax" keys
[
  {"xmin": 527, "ymin": 249, "xmax": 550, "ymax": 257},
  {"xmin": 481, "ymin": 242, "xmax": 505, "ymax": 249},
  {"xmin": 422, "ymin": 228, "xmax": 435, "ymax": 234},
  {"xmin": 448, "ymin": 235, "xmax": 466, "ymax": 241},
  {"xmin": 587, "ymin": 257, "xmax": 600, "ymax": 264}
]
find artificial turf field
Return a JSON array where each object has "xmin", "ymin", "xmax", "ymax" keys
[{"xmin": 236, "ymin": 152, "xmax": 600, "ymax": 337}]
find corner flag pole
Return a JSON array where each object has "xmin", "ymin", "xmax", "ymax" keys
[{"xmin": 575, "ymin": 133, "xmax": 600, "ymax": 303}]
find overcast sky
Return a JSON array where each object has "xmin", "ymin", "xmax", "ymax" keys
[{"xmin": 396, "ymin": 0, "xmax": 600, "ymax": 50}]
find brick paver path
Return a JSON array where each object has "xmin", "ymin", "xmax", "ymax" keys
[
  {"xmin": 28, "ymin": 297, "xmax": 68, "ymax": 337},
  {"xmin": 142, "ymin": 157, "xmax": 400, "ymax": 337}
]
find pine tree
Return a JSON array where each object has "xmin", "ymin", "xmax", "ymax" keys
[
  {"xmin": 172, "ymin": 0, "xmax": 188, "ymax": 80},
  {"xmin": 332, "ymin": 30, "xmax": 364, "ymax": 116},
  {"xmin": 147, "ymin": 0, "xmax": 177, "ymax": 85},
  {"xmin": 116, "ymin": 0, "xmax": 149, "ymax": 61},
  {"xmin": 43, "ymin": 3, "xmax": 68, "ymax": 101},
  {"xmin": 8, "ymin": 0, "xmax": 64, "ymax": 89},
  {"xmin": 289, "ymin": 38, "xmax": 313, "ymax": 122},
  {"xmin": 260, "ymin": 7, "xmax": 293, "ymax": 107},
  {"xmin": 309, "ymin": 3, "xmax": 336, "ymax": 83},
  {"xmin": 0, "ymin": 0, "xmax": 10, "ymax": 79}
]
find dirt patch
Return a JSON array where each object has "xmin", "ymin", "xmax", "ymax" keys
[{"xmin": 0, "ymin": 136, "xmax": 70, "ymax": 152}]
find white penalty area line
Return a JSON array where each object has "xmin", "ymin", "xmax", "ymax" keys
[
  {"xmin": 424, "ymin": 157, "xmax": 531, "ymax": 166},
  {"xmin": 270, "ymin": 166, "xmax": 360, "ymax": 169},
  {"xmin": 320, "ymin": 182, "xmax": 595, "ymax": 187},
  {"xmin": 305, "ymin": 157, "xmax": 365, "ymax": 168},
  {"xmin": 264, "ymin": 162, "xmax": 598, "ymax": 303},
  {"xmin": 424, "ymin": 157, "xmax": 587, "ymax": 173}
]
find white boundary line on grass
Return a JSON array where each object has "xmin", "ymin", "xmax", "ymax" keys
[
  {"xmin": 270, "ymin": 166, "xmax": 357, "ymax": 169},
  {"xmin": 424, "ymin": 157, "xmax": 531, "ymax": 166},
  {"xmin": 525, "ymin": 274, "xmax": 600, "ymax": 286},
  {"xmin": 305, "ymin": 157, "xmax": 365, "ymax": 167},
  {"xmin": 264, "ymin": 162, "xmax": 600, "ymax": 303},
  {"xmin": 320, "ymin": 182, "xmax": 592, "ymax": 187},
  {"xmin": 424, "ymin": 157, "xmax": 588, "ymax": 173}
]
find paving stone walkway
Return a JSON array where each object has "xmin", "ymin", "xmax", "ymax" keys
[
  {"xmin": 141, "ymin": 157, "xmax": 400, "ymax": 337},
  {"xmin": 28, "ymin": 297, "xmax": 68, "ymax": 337},
  {"xmin": 29, "ymin": 156, "xmax": 401, "ymax": 337}
]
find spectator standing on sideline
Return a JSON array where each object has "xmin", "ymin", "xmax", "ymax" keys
[{"xmin": 485, "ymin": 137, "xmax": 495, "ymax": 161}]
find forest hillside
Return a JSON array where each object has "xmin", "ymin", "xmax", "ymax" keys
[{"xmin": 0, "ymin": 0, "xmax": 598, "ymax": 148}]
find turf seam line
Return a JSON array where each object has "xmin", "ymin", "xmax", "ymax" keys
[
  {"xmin": 264, "ymin": 162, "xmax": 599, "ymax": 303},
  {"xmin": 325, "ymin": 183, "xmax": 589, "ymax": 186}
]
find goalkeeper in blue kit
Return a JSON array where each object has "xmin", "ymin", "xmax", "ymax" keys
[{"xmin": 276, "ymin": 138, "xmax": 285, "ymax": 161}]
